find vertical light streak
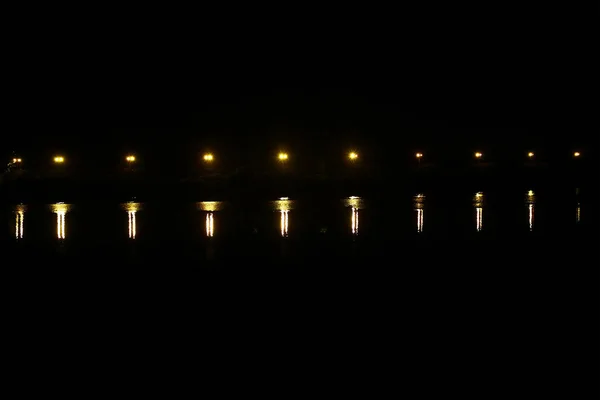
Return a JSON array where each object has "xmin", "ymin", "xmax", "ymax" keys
[
  {"xmin": 206, "ymin": 212, "xmax": 214, "ymax": 237},
  {"xmin": 351, "ymin": 207, "xmax": 359, "ymax": 235}
]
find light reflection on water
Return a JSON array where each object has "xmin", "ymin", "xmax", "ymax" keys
[
  {"xmin": 197, "ymin": 201, "xmax": 224, "ymax": 237},
  {"xmin": 121, "ymin": 202, "xmax": 141, "ymax": 239},
  {"xmin": 3, "ymin": 192, "xmax": 594, "ymax": 242},
  {"xmin": 14, "ymin": 205, "xmax": 26, "ymax": 239},
  {"xmin": 50, "ymin": 203, "xmax": 71, "ymax": 239},
  {"xmin": 344, "ymin": 197, "xmax": 364, "ymax": 236},
  {"xmin": 473, "ymin": 192, "xmax": 484, "ymax": 232},
  {"xmin": 414, "ymin": 194, "xmax": 425, "ymax": 233},
  {"xmin": 272, "ymin": 198, "xmax": 293, "ymax": 237},
  {"xmin": 526, "ymin": 190, "xmax": 535, "ymax": 231}
]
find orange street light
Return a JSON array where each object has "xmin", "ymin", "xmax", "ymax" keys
[
  {"xmin": 348, "ymin": 151, "xmax": 358, "ymax": 161},
  {"xmin": 126, "ymin": 155, "xmax": 136, "ymax": 163},
  {"xmin": 203, "ymin": 153, "xmax": 214, "ymax": 162},
  {"xmin": 416, "ymin": 152, "xmax": 423, "ymax": 159},
  {"xmin": 278, "ymin": 152, "xmax": 289, "ymax": 161}
]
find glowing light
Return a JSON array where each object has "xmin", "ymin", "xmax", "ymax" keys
[
  {"xmin": 344, "ymin": 196, "xmax": 363, "ymax": 209},
  {"xmin": 414, "ymin": 194, "xmax": 425, "ymax": 233},
  {"xmin": 573, "ymin": 151, "xmax": 581, "ymax": 157},
  {"xmin": 197, "ymin": 201, "xmax": 223, "ymax": 212},
  {"xmin": 121, "ymin": 203, "xmax": 140, "ymax": 239},
  {"xmin": 274, "ymin": 199, "xmax": 291, "ymax": 237},
  {"xmin": 12, "ymin": 158, "xmax": 22, "ymax": 164},
  {"xmin": 528, "ymin": 152, "xmax": 534, "ymax": 158},
  {"xmin": 474, "ymin": 193, "xmax": 483, "ymax": 232},
  {"xmin": 576, "ymin": 203, "xmax": 581, "ymax": 223},
  {"xmin": 15, "ymin": 207, "xmax": 25, "ymax": 239},
  {"xmin": 280, "ymin": 210, "xmax": 289, "ymax": 237},
  {"xmin": 474, "ymin": 152, "xmax": 483, "ymax": 159},
  {"xmin": 351, "ymin": 207, "xmax": 359, "ymax": 235},
  {"xmin": 528, "ymin": 204, "xmax": 534, "ymax": 231},
  {"xmin": 51, "ymin": 203, "xmax": 69, "ymax": 239},
  {"xmin": 278, "ymin": 152, "xmax": 289, "ymax": 161},
  {"xmin": 279, "ymin": 197, "xmax": 289, "ymax": 200},
  {"xmin": 203, "ymin": 153, "xmax": 214, "ymax": 162},
  {"xmin": 348, "ymin": 152, "xmax": 358, "ymax": 160},
  {"xmin": 416, "ymin": 152, "xmax": 423, "ymax": 159},
  {"xmin": 206, "ymin": 212, "xmax": 214, "ymax": 237},
  {"xmin": 128, "ymin": 211, "xmax": 137, "ymax": 239},
  {"xmin": 126, "ymin": 155, "xmax": 136, "ymax": 162},
  {"xmin": 53, "ymin": 156, "xmax": 65, "ymax": 163}
]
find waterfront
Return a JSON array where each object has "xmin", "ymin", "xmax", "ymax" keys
[{"xmin": 1, "ymin": 186, "xmax": 596, "ymax": 268}]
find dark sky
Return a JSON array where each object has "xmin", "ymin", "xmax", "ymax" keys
[{"xmin": 3, "ymin": 5, "xmax": 597, "ymax": 155}]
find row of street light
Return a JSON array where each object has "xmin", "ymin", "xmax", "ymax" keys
[{"xmin": 8, "ymin": 150, "xmax": 584, "ymax": 166}]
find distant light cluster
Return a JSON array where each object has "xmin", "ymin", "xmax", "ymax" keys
[{"xmin": 5, "ymin": 150, "xmax": 586, "ymax": 169}]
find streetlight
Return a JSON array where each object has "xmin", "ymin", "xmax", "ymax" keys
[
  {"xmin": 527, "ymin": 152, "xmax": 534, "ymax": 159},
  {"xmin": 474, "ymin": 152, "xmax": 483, "ymax": 159},
  {"xmin": 12, "ymin": 158, "xmax": 22, "ymax": 164},
  {"xmin": 278, "ymin": 152, "xmax": 289, "ymax": 162},
  {"xmin": 416, "ymin": 152, "xmax": 423, "ymax": 166},
  {"xmin": 126, "ymin": 155, "xmax": 136, "ymax": 163},
  {"xmin": 53, "ymin": 156, "xmax": 65, "ymax": 164},
  {"xmin": 573, "ymin": 151, "xmax": 581, "ymax": 158},
  {"xmin": 203, "ymin": 153, "xmax": 214, "ymax": 163},
  {"xmin": 348, "ymin": 151, "xmax": 358, "ymax": 161}
]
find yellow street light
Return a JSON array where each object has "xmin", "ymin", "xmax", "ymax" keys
[
  {"xmin": 416, "ymin": 152, "xmax": 423, "ymax": 159},
  {"xmin": 475, "ymin": 152, "xmax": 483, "ymax": 159},
  {"xmin": 126, "ymin": 155, "xmax": 136, "ymax": 163},
  {"xmin": 348, "ymin": 151, "xmax": 358, "ymax": 161},
  {"xmin": 53, "ymin": 156, "xmax": 65, "ymax": 164},
  {"xmin": 203, "ymin": 153, "xmax": 214, "ymax": 162},
  {"xmin": 278, "ymin": 152, "xmax": 289, "ymax": 161},
  {"xmin": 12, "ymin": 158, "xmax": 22, "ymax": 163},
  {"xmin": 527, "ymin": 152, "xmax": 534, "ymax": 158},
  {"xmin": 573, "ymin": 151, "xmax": 581, "ymax": 158}
]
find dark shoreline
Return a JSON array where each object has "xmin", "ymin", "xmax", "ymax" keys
[{"xmin": 1, "ymin": 164, "xmax": 596, "ymax": 204}]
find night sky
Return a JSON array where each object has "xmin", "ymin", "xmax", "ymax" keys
[{"xmin": 4, "ymin": 5, "xmax": 597, "ymax": 163}]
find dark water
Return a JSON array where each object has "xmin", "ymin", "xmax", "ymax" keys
[{"xmin": 2, "ymin": 186, "xmax": 598, "ymax": 393}]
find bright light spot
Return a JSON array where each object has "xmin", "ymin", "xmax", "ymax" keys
[
  {"xmin": 198, "ymin": 201, "xmax": 222, "ymax": 212},
  {"xmin": 416, "ymin": 152, "xmax": 423, "ymax": 159},
  {"xmin": 203, "ymin": 153, "xmax": 214, "ymax": 162},
  {"xmin": 476, "ymin": 207, "xmax": 483, "ymax": 232},
  {"xmin": 348, "ymin": 152, "xmax": 358, "ymax": 160},
  {"xmin": 280, "ymin": 210, "xmax": 289, "ymax": 237},
  {"xmin": 474, "ymin": 193, "xmax": 483, "ymax": 231},
  {"xmin": 528, "ymin": 152, "xmax": 534, "ymax": 158},
  {"xmin": 573, "ymin": 151, "xmax": 581, "ymax": 157},
  {"xmin": 528, "ymin": 204, "xmax": 534, "ymax": 232},
  {"xmin": 279, "ymin": 197, "xmax": 289, "ymax": 200},
  {"xmin": 345, "ymin": 196, "xmax": 363, "ymax": 209},
  {"xmin": 528, "ymin": 190, "xmax": 534, "ymax": 197},
  {"xmin": 475, "ymin": 152, "xmax": 483, "ymax": 159},
  {"xmin": 128, "ymin": 210, "xmax": 137, "ymax": 239},
  {"xmin": 351, "ymin": 207, "xmax": 359, "ymax": 235},
  {"xmin": 417, "ymin": 208, "xmax": 423, "ymax": 233},
  {"xmin": 53, "ymin": 156, "xmax": 65, "ymax": 163},
  {"xmin": 51, "ymin": 203, "xmax": 69, "ymax": 240},
  {"xmin": 576, "ymin": 204, "xmax": 581, "ymax": 223},
  {"xmin": 414, "ymin": 194, "xmax": 425, "ymax": 233},
  {"xmin": 278, "ymin": 152, "xmax": 289, "ymax": 161},
  {"xmin": 126, "ymin": 155, "xmax": 136, "ymax": 162},
  {"xmin": 206, "ymin": 212, "xmax": 214, "ymax": 237},
  {"xmin": 15, "ymin": 210, "xmax": 24, "ymax": 239}
]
